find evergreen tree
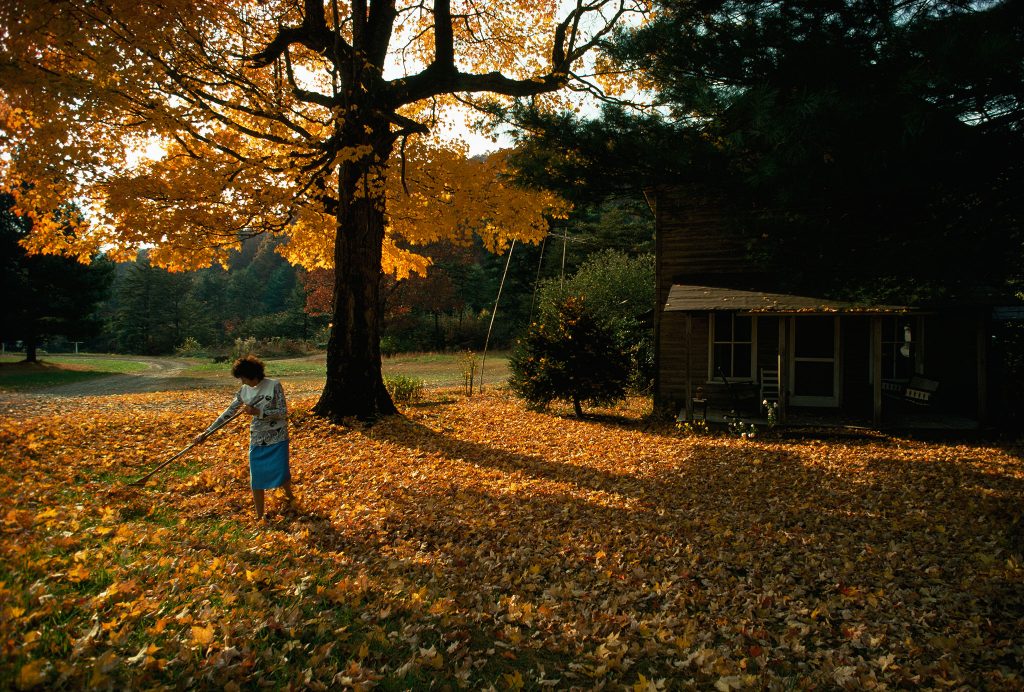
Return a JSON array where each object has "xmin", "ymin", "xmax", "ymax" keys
[
  {"xmin": 509, "ymin": 296, "xmax": 630, "ymax": 417},
  {"xmin": 508, "ymin": 0, "xmax": 1024, "ymax": 302},
  {"xmin": 0, "ymin": 195, "xmax": 113, "ymax": 361},
  {"xmin": 109, "ymin": 253, "xmax": 193, "ymax": 355}
]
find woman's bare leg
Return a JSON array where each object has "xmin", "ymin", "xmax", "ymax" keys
[{"xmin": 252, "ymin": 489, "xmax": 265, "ymax": 519}]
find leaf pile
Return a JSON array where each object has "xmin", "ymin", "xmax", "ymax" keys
[{"xmin": 1, "ymin": 388, "xmax": 1022, "ymax": 689}]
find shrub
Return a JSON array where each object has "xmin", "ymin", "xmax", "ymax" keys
[
  {"xmin": 509, "ymin": 296, "xmax": 630, "ymax": 418},
  {"xmin": 231, "ymin": 337, "xmax": 259, "ymax": 360},
  {"xmin": 460, "ymin": 350, "xmax": 478, "ymax": 396},
  {"xmin": 227, "ymin": 336, "xmax": 313, "ymax": 360},
  {"xmin": 385, "ymin": 374, "xmax": 425, "ymax": 403},
  {"xmin": 175, "ymin": 337, "xmax": 205, "ymax": 357},
  {"xmin": 536, "ymin": 250, "xmax": 655, "ymax": 390}
]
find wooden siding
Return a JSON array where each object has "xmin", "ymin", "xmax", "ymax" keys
[
  {"xmin": 657, "ymin": 311, "xmax": 709, "ymax": 406},
  {"xmin": 652, "ymin": 186, "xmax": 759, "ymax": 311},
  {"xmin": 652, "ymin": 185, "xmax": 756, "ymax": 408},
  {"xmin": 923, "ymin": 312, "xmax": 981, "ymax": 416}
]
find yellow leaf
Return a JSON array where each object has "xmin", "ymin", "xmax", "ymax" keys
[
  {"xmin": 632, "ymin": 673, "xmax": 659, "ymax": 692},
  {"xmin": 191, "ymin": 624, "xmax": 215, "ymax": 647},
  {"xmin": 502, "ymin": 670, "xmax": 524, "ymax": 690},
  {"xmin": 67, "ymin": 565, "xmax": 91, "ymax": 583},
  {"xmin": 16, "ymin": 659, "xmax": 49, "ymax": 689}
]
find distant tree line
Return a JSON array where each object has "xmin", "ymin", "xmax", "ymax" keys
[
  {"xmin": 4, "ymin": 194, "xmax": 656, "ymax": 360},
  {"xmin": 92, "ymin": 239, "xmax": 318, "ymax": 356},
  {"xmin": 0, "ymin": 194, "xmax": 114, "ymax": 362}
]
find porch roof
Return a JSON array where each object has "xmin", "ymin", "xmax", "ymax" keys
[{"xmin": 664, "ymin": 284, "xmax": 918, "ymax": 315}]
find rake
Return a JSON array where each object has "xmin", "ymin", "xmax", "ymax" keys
[{"xmin": 127, "ymin": 410, "xmax": 244, "ymax": 487}]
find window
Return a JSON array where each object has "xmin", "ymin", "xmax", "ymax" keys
[
  {"xmin": 881, "ymin": 317, "xmax": 915, "ymax": 381},
  {"xmin": 712, "ymin": 312, "xmax": 753, "ymax": 379}
]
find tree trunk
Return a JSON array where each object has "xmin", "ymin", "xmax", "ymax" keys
[
  {"xmin": 573, "ymin": 396, "xmax": 583, "ymax": 419},
  {"xmin": 313, "ymin": 123, "xmax": 398, "ymax": 422},
  {"xmin": 24, "ymin": 337, "xmax": 38, "ymax": 363}
]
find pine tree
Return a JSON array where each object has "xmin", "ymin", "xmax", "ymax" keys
[{"xmin": 509, "ymin": 296, "xmax": 630, "ymax": 418}]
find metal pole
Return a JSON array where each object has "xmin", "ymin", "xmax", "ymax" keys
[
  {"xmin": 528, "ymin": 235, "xmax": 547, "ymax": 324},
  {"xmin": 560, "ymin": 230, "xmax": 568, "ymax": 289},
  {"xmin": 479, "ymin": 240, "xmax": 516, "ymax": 393}
]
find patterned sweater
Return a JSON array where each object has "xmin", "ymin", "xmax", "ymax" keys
[{"xmin": 206, "ymin": 378, "xmax": 288, "ymax": 448}]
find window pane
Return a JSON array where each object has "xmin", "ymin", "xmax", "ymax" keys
[
  {"xmin": 795, "ymin": 317, "xmax": 835, "ymax": 358},
  {"xmin": 794, "ymin": 361, "xmax": 834, "ymax": 397},
  {"xmin": 894, "ymin": 344, "xmax": 914, "ymax": 379},
  {"xmin": 713, "ymin": 344, "xmax": 732, "ymax": 378},
  {"xmin": 883, "ymin": 318, "xmax": 898, "ymax": 342},
  {"xmin": 733, "ymin": 344, "xmax": 752, "ymax": 378},
  {"xmin": 734, "ymin": 316, "xmax": 752, "ymax": 342},
  {"xmin": 714, "ymin": 312, "xmax": 733, "ymax": 342}
]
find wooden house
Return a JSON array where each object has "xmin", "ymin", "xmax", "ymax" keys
[{"xmin": 647, "ymin": 186, "xmax": 1022, "ymax": 429}]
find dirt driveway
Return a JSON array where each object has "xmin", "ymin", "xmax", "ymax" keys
[{"xmin": 28, "ymin": 355, "xmax": 224, "ymax": 398}]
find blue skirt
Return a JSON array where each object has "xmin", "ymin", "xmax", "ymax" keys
[{"xmin": 248, "ymin": 440, "xmax": 290, "ymax": 490}]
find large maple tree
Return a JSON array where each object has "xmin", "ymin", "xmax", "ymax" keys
[{"xmin": 0, "ymin": 0, "xmax": 644, "ymax": 419}]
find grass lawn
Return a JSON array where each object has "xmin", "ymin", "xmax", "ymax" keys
[
  {"xmin": 186, "ymin": 351, "xmax": 511, "ymax": 389},
  {"xmin": 0, "ymin": 355, "xmax": 149, "ymax": 391},
  {"xmin": 384, "ymin": 350, "xmax": 509, "ymax": 388},
  {"xmin": 1, "ymin": 386, "xmax": 1021, "ymax": 689},
  {"xmin": 0, "ymin": 351, "xmax": 509, "ymax": 393}
]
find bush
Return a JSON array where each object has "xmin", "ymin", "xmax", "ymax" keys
[
  {"xmin": 384, "ymin": 374, "xmax": 425, "ymax": 403},
  {"xmin": 509, "ymin": 296, "xmax": 630, "ymax": 417},
  {"xmin": 175, "ymin": 337, "xmax": 206, "ymax": 357},
  {"xmin": 226, "ymin": 336, "xmax": 314, "ymax": 360},
  {"xmin": 231, "ymin": 337, "xmax": 259, "ymax": 360},
  {"xmin": 536, "ymin": 250, "xmax": 654, "ymax": 390}
]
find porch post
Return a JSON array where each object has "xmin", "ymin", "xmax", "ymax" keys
[
  {"xmin": 685, "ymin": 313, "xmax": 693, "ymax": 420},
  {"xmin": 778, "ymin": 317, "xmax": 788, "ymax": 422},
  {"xmin": 977, "ymin": 312, "xmax": 988, "ymax": 424},
  {"xmin": 871, "ymin": 316, "xmax": 883, "ymax": 426}
]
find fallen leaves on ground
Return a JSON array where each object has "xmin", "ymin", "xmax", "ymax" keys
[{"xmin": 0, "ymin": 387, "xmax": 1022, "ymax": 689}]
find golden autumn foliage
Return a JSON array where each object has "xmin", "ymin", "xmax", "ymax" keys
[
  {"xmin": 2, "ymin": 0, "xmax": 647, "ymax": 418},
  {"xmin": 1, "ymin": 384, "xmax": 1022, "ymax": 688},
  {"xmin": 0, "ymin": 0, "xmax": 621, "ymax": 274}
]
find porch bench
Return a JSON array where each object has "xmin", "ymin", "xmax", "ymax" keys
[
  {"xmin": 904, "ymin": 376, "xmax": 939, "ymax": 406},
  {"xmin": 884, "ymin": 375, "xmax": 939, "ymax": 407}
]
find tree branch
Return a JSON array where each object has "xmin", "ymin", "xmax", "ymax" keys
[
  {"xmin": 434, "ymin": 0, "xmax": 455, "ymax": 69},
  {"xmin": 392, "ymin": 70, "xmax": 569, "ymax": 107},
  {"xmin": 388, "ymin": 0, "xmax": 642, "ymax": 107},
  {"xmin": 243, "ymin": 0, "xmax": 349, "ymax": 73}
]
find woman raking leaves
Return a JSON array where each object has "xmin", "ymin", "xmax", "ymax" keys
[{"xmin": 195, "ymin": 355, "xmax": 295, "ymax": 521}]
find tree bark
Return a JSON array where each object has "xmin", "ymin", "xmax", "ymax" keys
[
  {"xmin": 313, "ymin": 116, "xmax": 398, "ymax": 421},
  {"xmin": 24, "ymin": 337, "xmax": 38, "ymax": 364}
]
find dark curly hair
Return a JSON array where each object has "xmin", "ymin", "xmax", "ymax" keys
[{"xmin": 231, "ymin": 354, "xmax": 265, "ymax": 381}]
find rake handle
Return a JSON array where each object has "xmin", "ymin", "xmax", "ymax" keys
[{"xmin": 126, "ymin": 410, "xmax": 244, "ymax": 487}]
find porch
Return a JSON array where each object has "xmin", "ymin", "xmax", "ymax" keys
[
  {"xmin": 659, "ymin": 284, "xmax": 994, "ymax": 430},
  {"xmin": 677, "ymin": 403, "xmax": 981, "ymax": 434}
]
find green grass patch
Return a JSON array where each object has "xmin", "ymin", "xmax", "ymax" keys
[
  {"xmin": 0, "ymin": 356, "xmax": 149, "ymax": 391},
  {"xmin": 0, "ymin": 355, "xmax": 149, "ymax": 372},
  {"xmin": 183, "ymin": 357, "xmax": 326, "ymax": 378},
  {"xmin": 181, "ymin": 351, "xmax": 511, "ymax": 389},
  {"xmin": 383, "ymin": 351, "xmax": 510, "ymax": 388}
]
